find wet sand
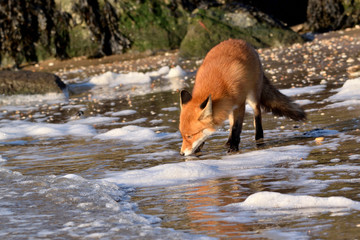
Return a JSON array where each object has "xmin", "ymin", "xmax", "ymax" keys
[{"xmin": 22, "ymin": 26, "xmax": 360, "ymax": 89}]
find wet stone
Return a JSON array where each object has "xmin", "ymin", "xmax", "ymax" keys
[{"xmin": 0, "ymin": 70, "xmax": 67, "ymax": 95}]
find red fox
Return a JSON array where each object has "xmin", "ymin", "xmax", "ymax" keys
[{"xmin": 179, "ymin": 39, "xmax": 306, "ymax": 156}]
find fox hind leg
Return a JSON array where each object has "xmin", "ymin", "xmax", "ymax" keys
[
  {"xmin": 249, "ymin": 102, "xmax": 264, "ymax": 145},
  {"xmin": 226, "ymin": 103, "xmax": 245, "ymax": 152}
]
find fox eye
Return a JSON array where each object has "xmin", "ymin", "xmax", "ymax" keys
[{"xmin": 186, "ymin": 135, "xmax": 192, "ymax": 139}]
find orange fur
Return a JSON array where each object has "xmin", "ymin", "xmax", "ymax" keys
[{"xmin": 179, "ymin": 39, "xmax": 305, "ymax": 156}]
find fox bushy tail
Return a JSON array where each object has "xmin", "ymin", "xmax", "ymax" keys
[{"xmin": 260, "ymin": 75, "xmax": 306, "ymax": 121}]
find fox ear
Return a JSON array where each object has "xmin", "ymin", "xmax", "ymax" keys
[
  {"xmin": 199, "ymin": 95, "xmax": 212, "ymax": 120},
  {"xmin": 180, "ymin": 90, "xmax": 192, "ymax": 106}
]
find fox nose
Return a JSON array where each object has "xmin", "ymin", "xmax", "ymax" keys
[{"xmin": 180, "ymin": 151, "xmax": 185, "ymax": 156}]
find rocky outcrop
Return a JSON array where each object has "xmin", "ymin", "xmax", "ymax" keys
[
  {"xmin": 179, "ymin": 4, "xmax": 304, "ymax": 58},
  {"xmin": 307, "ymin": 0, "xmax": 360, "ymax": 32},
  {"xmin": 0, "ymin": 71, "xmax": 67, "ymax": 95},
  {"xmin": 116, "ymin": 0, "xmax": 188, "ymax": 52},
  {"xmin": 1, "ymin": 0, "xmax": 305, "ymax": 66}
]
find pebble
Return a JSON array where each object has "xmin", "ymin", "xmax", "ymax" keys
[{"xmin": 315, "ymin": 137, "xmax": 324, "ymax": 144}]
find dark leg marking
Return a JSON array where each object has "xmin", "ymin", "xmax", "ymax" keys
[
  {"xmin": 253, "ymin": 104, "xmax": 264, "ymax": 147},
  {"xmin": 226, "ymin": 104, "xmax": 245, "ymax": 153}
]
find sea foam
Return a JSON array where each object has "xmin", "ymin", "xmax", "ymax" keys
[{"xmin": 228, "ymin": 191, "xmax": 360, "ymax": 210}]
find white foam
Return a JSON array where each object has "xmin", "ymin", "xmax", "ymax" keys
[
  {"xmin": 325, "ymin": 99, "xmax": 360, "ymax": 109},
  {"xmin": 90, "ymin": 71, "xmax": 151, "ymax": 87},
  {"xmin": 126, "ymin": 150, "xmax": 178, "ymax": 162},
  {"xmin": 161, "ymin": 107, "xmax": 179, "ymax": 112},
  {"xmin": 228, "ymin": 191, "xmax": 360, "ymax": 210},
  {"xmin": 0, "ymin": 167, "xmax": 203, "ymax": 239},
  {"xmin": 149, "ymin": 119, "xmax": 163, "ymax": 124},
  {"xmin": 95, "ymin": 125, "xmax": 156, "ymax": 142},
  {"xmin": 119, "ymin": 117, "xmax": 147, "ymax": 125},
  {"xmin": 349, "ymin": 154, "xmax": 360, "ymax": 161},
  {"xmin": 104, "ymin": 145, "xmax": 311, "ymax": 187},
  {"xmin": 0, "ymin": 121, "xmax": 96, "ymax": 140},
  {"xmin": 0, "ymin": 93, "xmax": 66, "ymax": 108},
  {"xmin": 164, "ymin": 65, "xmax": 186, "ymax": 78},
  {"xmin": 89, "ymin": 66, "xmax": 186, "ymax": 88},
  {"xmin": 60, "ymin": 104, "xmax": 86, "ymax": 110},
  {"xmin": 295, "ymin": 99, "xmax": 314, "ymax": 106},
  {"xmin": 110, "ymin": 110, "xmax": 137, "ymax": 117},
  {"xmin": 280, "ymin": 85, "xmax": 325, "ymax": 97},
  {"xmin": 69, "ymin": 116, "xmax": 118, "ymax": 125},
  {"xmin": 328, "ymin": 78, "xmax": 360, "ymax": 101},
  {"xmin": 147, "ymin": 66, "xmax": 170, "ymax": 77},
  {"xmin": 104, "ymin": 161, "xmax": 220, "ymax": 187}
]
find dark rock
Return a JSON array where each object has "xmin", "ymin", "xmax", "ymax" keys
[
  {"xmin": 307, "ymin": 0, "xmax": 360, "ymax": 32},
  {"xmin": 73, "ymin": 0, "xmax": 131, "ymax": 57},
  {"xmin": 117, "ymin": 0, "xmax": 188, "ymax": 52},
  {"xmin": 230, "ymin": 0, "xmax": 308, "ymax": 26},
  {"xmin": 179, "ymin": 4, "xmax": 304, "ymax": 58},
  {"xmin": 0, "ymin": 71, "xmax": 67, "ymax": 95},
  {"xmin": 307, "ymin": 0, "xmax": 345, "ymax": 32}
]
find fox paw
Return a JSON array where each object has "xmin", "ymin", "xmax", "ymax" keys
[{"xmin": 227, "ymin": 146, "xmax": 239, "ymax": 153}]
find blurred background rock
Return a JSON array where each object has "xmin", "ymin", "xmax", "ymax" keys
[{"xmin": 0, "ymin": 0, "xmax": 359, "ymax": 68}]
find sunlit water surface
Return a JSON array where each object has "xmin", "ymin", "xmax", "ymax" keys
[{"xmin": 1, "ymin": 34, "xmax": 360, "ymax": 239}]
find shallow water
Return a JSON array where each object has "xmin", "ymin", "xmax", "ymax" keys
[{"xmin": 1, "ymin": 31, "xmax": 360, "ymax": 239}]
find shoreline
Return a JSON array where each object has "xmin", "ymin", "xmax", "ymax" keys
[{"xmin": 3, "ymin": 26, "xmax": 359, "ymax": 85}]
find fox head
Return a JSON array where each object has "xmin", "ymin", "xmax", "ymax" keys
[{"xmin": 179, "ymin": 90, "xmax": 216, "ymax": 156}]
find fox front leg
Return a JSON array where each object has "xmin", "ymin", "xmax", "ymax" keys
[{"xmin": 226, "ymin": 104, "xmax": 245, "ymax": 152}]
